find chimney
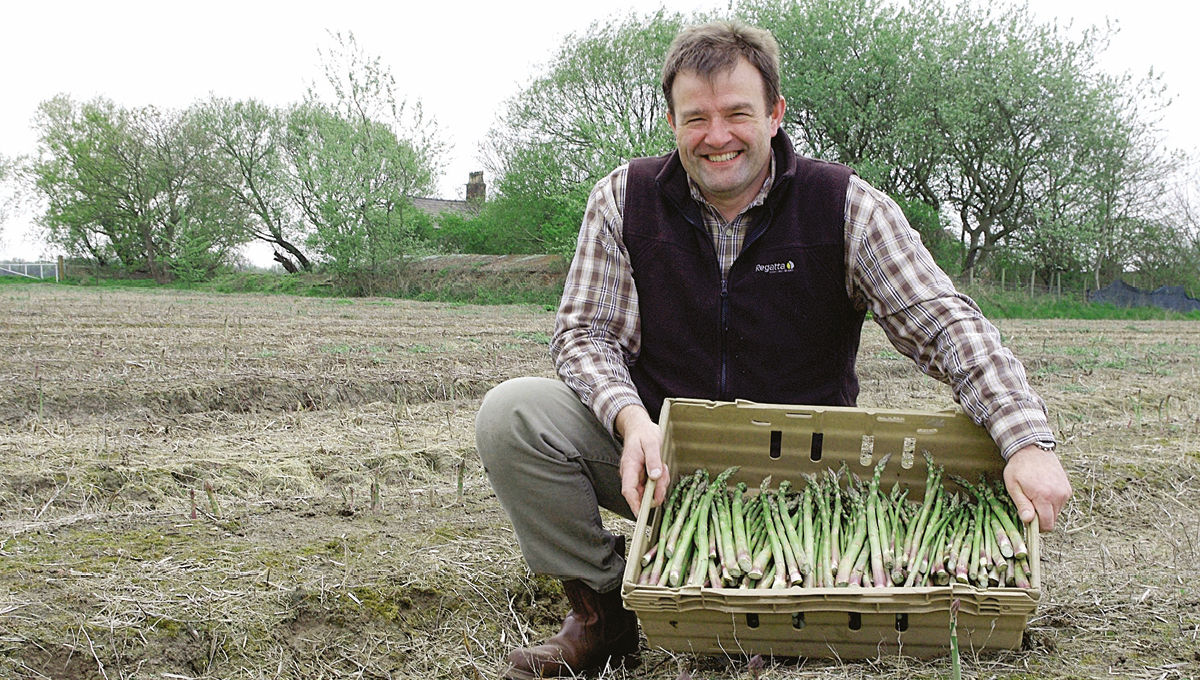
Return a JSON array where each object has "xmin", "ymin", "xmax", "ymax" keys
[{"xmin": 466, "ymin": 171, "xmax": 486, "ymax": 205}]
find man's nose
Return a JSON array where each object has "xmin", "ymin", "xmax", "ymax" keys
[{"xmin": 704, "ymin": 118, "xmax": 733, "ymax": 148}]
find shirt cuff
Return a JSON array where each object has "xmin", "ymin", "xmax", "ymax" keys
[
  {"xmin": 591, "ymin": 383, "xmax": 645, "ymax": 438},
  {"xmin": 985, "ymin": 399, "xmax": 1055, "ymax": 461}
]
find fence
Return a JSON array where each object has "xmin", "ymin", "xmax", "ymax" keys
[
  {"xmin": 953, "ymin": 268, "xmax": 1090, "ymax": 303},
  {"xmin": 0, "ymin": 258, "xmax": 62, "ymax": 282}
]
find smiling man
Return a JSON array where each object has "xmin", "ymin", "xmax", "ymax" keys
[{"xmin": 475, "ymin": 20, "xmax": 1071, "ymax": 679}]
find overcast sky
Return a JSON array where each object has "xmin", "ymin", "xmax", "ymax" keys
[{"xmin": 2, "ymin": 0, "xmax": 1196, "ymax": 262}]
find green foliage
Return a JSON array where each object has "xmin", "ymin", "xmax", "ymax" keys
[
  {"xmin": 282, "ymin": 32, "xmax": 446, "ymax": 290},
  {"xmin": 30, "ymin": 95, "xmax": 253, "ymax": 281},
  {"xmin": 19, "ymin": 5, "xmax": 1195, "ymax": 301},
  {"xmin": 26, "ymin": 32, "xmax": 447, "ymax": 288},
  {"xmin": 0, "ymin": 152, "xmax": 23, "ymax": 227},
  {"xmin": 739, "ymin": 0, "xmax": 934, "ymax": 199},
  {"xmin": 894, "ymin": 196, "xmax": 962, "ymax": 277},
  {"xmin": 480, "ymin": 9, "xmax": 692, "ymax": 253},
  {"xmin": 425, "ymin": 191, "xmax": 586, "ymax": 258},
  {"xmin": 169, "ymin": 229, "xmax": 223, "ymax": 283},
  {"xmin": 286, "ymin": 102, "xmax": 429, "ymax": 281},
  {"xmin": 485, "ymin": 10, "xmax": 686, "ymax": 192},
  {"xmin": 737, "ymin": 0, "xmax": 1174, "ymax": 281},
  {"xmin": 194, "ymin": 96, "xmax": 313, "ymax": 272},
  {"xmin": 207, "ymin": 271, "xmax": 336, "ymax": 296}
]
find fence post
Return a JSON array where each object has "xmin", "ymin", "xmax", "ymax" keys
[
  {"xmin": 1029, "ymin": 269, "xmax": 1035, "ymax": 297},
  {"xmin": 1001, "ymin": 268, "xmax": 1006, "ymax": 290},
  {"xmin": 57, "ymin": 256, "xmax": 64, "ymax": 283}
]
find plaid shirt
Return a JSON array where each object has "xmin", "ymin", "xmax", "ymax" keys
[{"xmin": 551, "ymin": 162, "xmax": 1052, "ymax": 460}]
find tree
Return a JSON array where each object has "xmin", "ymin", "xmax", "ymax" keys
[
  {"xmin": 741, "ymin": 0, "xmax": 1178, "ymax": 281},
  {"xmin": 920, "ymin": 2, "xmax": 1127, "ymax": 275},
  {"xmin": 482, "ymin": 9, "xmax": 690, "ymax": 250},
  {"xmin": 740, "ymin": 0, "xmax": 939, "ymax": 205},
  {"xmin": 285, "ymin": 102, "xmax": 430, "ymax": 282},
  {"xmin": 486, "ymin": 10, "xmax": 685, "ymax": 188},
  {"xmin": 288, "ymin": 32, "xmax": 445, "ymax": 287},
  {"xmin": 0, "ymin": 153, "xmax": 23, "ymax": 233},
  {"xmin": 31, "ymin": 95, "xmax": 251, "ymax": 280},
  {"xmin": 1129, "ymin": 155, "xmax": 1200, "ymax": 292},
  {"xmin": 195, "ymin": 97, "xmax": 313, "ymax": 273}
]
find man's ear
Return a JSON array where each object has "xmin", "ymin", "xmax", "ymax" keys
[
  {"xmin": 769, "ymin": 96, "xmax": 786, "ymax": 135},
  {"xmin": 666, "ymin": 110, "xmax": 677, "ymax": 132}
]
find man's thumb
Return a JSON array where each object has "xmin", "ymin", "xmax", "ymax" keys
[{"xmin": 1012, "ymin": 489, "xmax": 1036, "ymax": 525}]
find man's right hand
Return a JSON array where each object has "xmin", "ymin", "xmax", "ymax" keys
[{"xmin": 615, "ymin": 404, "xmax": 669, "ymax": 516}]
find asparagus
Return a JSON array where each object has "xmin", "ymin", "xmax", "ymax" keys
[
  {"xmin": 834, "ymin": 493, "xmax": 869, "ymax": 586},
  {"xmin": 715, "ymin": 490, "xmax": 742, "ymax": 580},
  {"xmin": 801, "ymin": 484, "xmax": 817, "ymax": 588},
  {"xmin": 828, "ymin": 468, "xmax": 844, "ymax": 574},
  {"xmin": 986, "ymin": 481, "xmax": 1029, "ymax": 560},
  {"xmin": 865, "ymin": 454, "xmax": 892, "ymax": 588},
  {"xmin": 664, "ymin": 469, "xmax": 706, "ymax": 558},
  {"xmin": 645, "ymin": 457, "xmax": 1034, "ymax": 592},
  {"xmin": 731, "ymin": 482, "xmax": 754, "ymax": 574},
  {"xmin": 902, "ymin": 453, "xmax": 943, "ymax": 570},
  {"xmin": 776, "ymin": 480, "xmax": 809, "ymax": 580}
]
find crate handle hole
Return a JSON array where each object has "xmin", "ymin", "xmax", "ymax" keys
[
  {"xmin": 745, "ymin": 613, "xmax": 760, "ymax": 629},
  {"xmin": 810, "ymin": 433, "xmax": 824, "ymax": 462},
  {"xmin": 769, "ymin": 430, "xmax": 782, "ymax": 459},
  {"xmin": 848, "ymin": 612, "xmax": 862, "ymax": 631},
  {"xmin": 895, "ymin": 613, "xmax": 909, "ymax": 632},
  {"xmin": 791, "ymin": 612, "xmax": 805, "ymax": 630}
]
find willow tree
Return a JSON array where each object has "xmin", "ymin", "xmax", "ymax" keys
[{"xmin": 195, "ymin": 97, "xmax": 313, "ymax": 273}]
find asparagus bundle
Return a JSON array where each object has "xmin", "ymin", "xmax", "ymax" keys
[{"xmin": 637, "ymin": 456, "xmax": 1034, "ymax": 591}]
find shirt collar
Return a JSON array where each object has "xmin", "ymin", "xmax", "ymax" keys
[{"xmin": 686, "ymin": 154, "xmax": 777, "ymax": 218}]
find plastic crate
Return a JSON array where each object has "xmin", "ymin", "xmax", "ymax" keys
[{"xmin": 621, "ymin": 398, "xmax": 1041, "ymax": 659}]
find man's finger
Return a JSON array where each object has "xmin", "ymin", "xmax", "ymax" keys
[
  {"xmin": 624, "ymin": 485, "xmax": 642, "ymax": 517},
  {"xmin": 1007, "ymin": 480, "xmax": 1036, "ymax": 526},
  {"xmin": 652, "ymin": 463, "xmax": 670, "ymax": 507},
  {"xmin": 1034, "ymin": 499, "xmax": 1056, "ymax": 532}
]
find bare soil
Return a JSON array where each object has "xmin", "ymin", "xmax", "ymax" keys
[{"xmin": 1, "ymin": 284, "xmax": 1197, "ymax": 679}]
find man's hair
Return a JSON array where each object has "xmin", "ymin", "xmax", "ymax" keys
[{"xmin": 661, "ymin": 20, "xmax": 782, "ymax": 115}]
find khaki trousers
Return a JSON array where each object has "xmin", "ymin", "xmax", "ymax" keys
[{"xmin": 474, "ymin": 376, "xmax": 633, "ymax": 593}]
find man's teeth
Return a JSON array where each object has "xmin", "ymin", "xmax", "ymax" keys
[{"xmin": 707, "ymin": 151, "xmax": 739, "ymax": 162}]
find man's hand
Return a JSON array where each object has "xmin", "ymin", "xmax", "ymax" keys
[
  {"xmin": 1003, "ymin": 444, "xmax": 1072, "ymax": 532},
  {"xmin": 615, "ymin": 405, "xmax": 668, "ymax": 516}
]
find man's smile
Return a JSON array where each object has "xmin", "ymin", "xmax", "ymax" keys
[{"xmin": 704, "ymin": 150, "xmax": 741, "ymax": 162}]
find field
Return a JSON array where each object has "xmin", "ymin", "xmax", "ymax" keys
[{"xmin": 1, "ymin": 284, "xmax": 1198, "ymax": 679}]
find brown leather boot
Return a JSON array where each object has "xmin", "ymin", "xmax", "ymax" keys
[{"xmin": 504, "ymin": 580, "xmax": 640, "ymax": 679}]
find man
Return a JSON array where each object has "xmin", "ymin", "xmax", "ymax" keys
[{"xmin": 475, "ymin": 20, "xmax": 1072, "ymax": 680}]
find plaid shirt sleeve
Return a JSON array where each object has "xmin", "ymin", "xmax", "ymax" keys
[
  {"xmin": 550, "ymin": 166, "xmax": 644, "ymax": 435},
  {"xmin": 844, "ymin": 175, "xmax": 1054, "ymax": 459}
]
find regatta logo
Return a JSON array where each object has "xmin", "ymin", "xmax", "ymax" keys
[{"xmin": 755, "ymin": 260, "xmax": 795, "ymax": 274}]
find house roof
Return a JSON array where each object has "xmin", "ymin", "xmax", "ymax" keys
[{"xmin": 411, "ymin": 196, "xmax": 471, "ymax": 216}]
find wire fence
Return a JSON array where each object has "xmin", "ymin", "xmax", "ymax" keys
[{"xmin": 952, "ymin": 269, "xmax": 1091, "ymax": 302}]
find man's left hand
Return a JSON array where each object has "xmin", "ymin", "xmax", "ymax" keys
[
  {"xmin": 615, "ymin": 404, "xmax": 669, "ymax": 516},
  {"xmin": 1003, "ymin": 444, "xmax": 1072, "ymax": 531}
]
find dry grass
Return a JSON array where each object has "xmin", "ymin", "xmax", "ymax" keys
[{"xmin": 1, "ymin": 284, "xmax": 1198, "ymax": 679}]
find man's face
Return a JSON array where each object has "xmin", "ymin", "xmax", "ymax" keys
[{"xmin": 667, "ymin": 57, "xmax": 786, "ymax": 218}]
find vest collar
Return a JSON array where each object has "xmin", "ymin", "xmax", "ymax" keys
[{"xmin": 654, "ymin": 130, "xmax": 801, "ymax": 221}]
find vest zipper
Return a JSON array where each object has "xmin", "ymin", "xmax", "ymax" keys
[
  {"xmin": 719, "ymin": 277, "xmax": 730, "ymax": 400},
  {"xmin": 662, "ymin": 188, "xmax": 736, "ymax": 402},
  {"xmin": 719, "ymin": 205, "xmax": 772, "ymax": 401}
]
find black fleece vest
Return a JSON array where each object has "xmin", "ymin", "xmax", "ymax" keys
[{"xmin": 623, "ymin": 131, "xmax": 865, "ymax": 423}]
